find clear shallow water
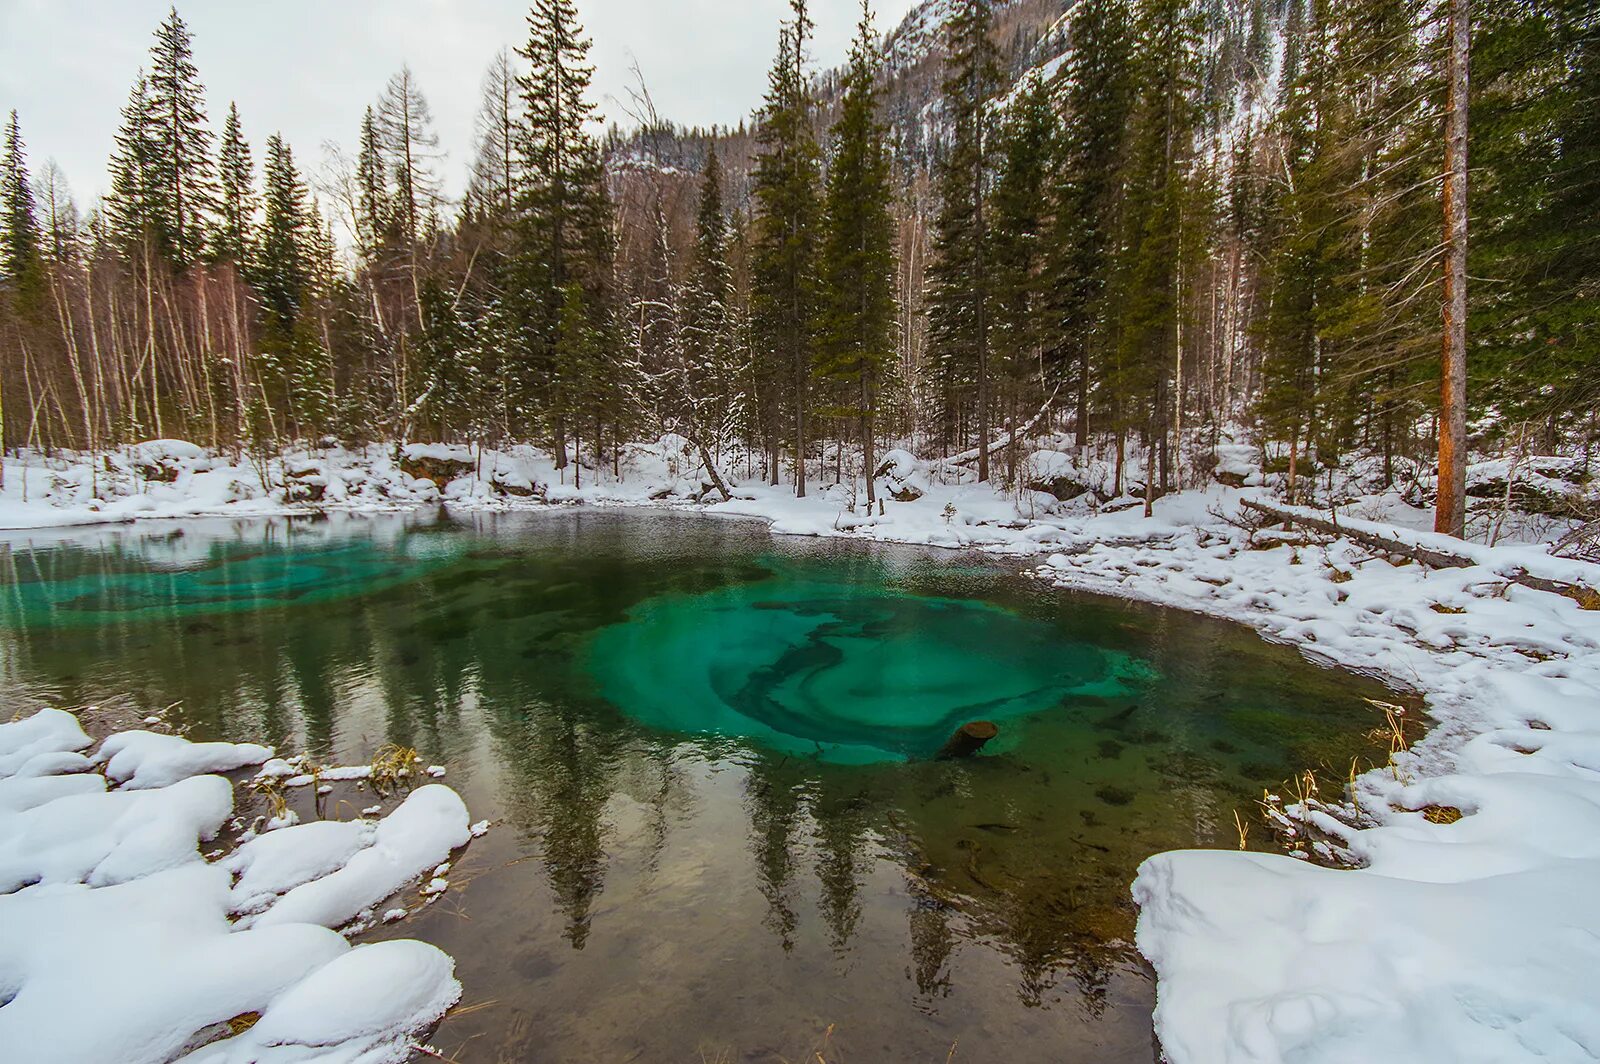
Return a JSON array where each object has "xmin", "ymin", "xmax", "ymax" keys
[{"xmin": 0, "ymin": 510, "xmax": 1398, "ymax": 1062}]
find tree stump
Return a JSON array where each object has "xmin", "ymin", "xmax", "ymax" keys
[{"xmin": 936, "ymin": 721, "xmax": 999, "ymax": 760}]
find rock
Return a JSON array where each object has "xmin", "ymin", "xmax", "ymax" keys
[
  {"xmin": 134, "ymin": 462, "xmax": 180, "ymax": 483},
  {"xmin": 936, "ymin": 721, "xmax": 1000, "ymax": 760},
  {"xmin": 284, "ymin": 477, "xmax": 326, "ymax": 504},
  {"xmin": 890, "ymin": 483, "xmax": 924, "ymax": 503},
  {"xmin": 400, "ymin": 453, "xmax": 475, "ymax": 488},
  {"xmin": 1027, "ymin": 475, "xmax": 1089, "ymax": 502}
]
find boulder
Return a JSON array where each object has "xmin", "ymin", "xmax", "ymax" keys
[{"xmin": 399, "ymin": 449, "xmax": 475, "ymax": 488}]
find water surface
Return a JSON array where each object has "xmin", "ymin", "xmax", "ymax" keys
[{"xmin": 0, "ymin": 510, "xmax": 1398, "ymax": 1062}]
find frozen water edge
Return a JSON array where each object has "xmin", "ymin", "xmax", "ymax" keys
[
  {"xmin": 3, "ymin": 439, "xmax": 1599, "ymax": 1061},
  {"xmin": 0, "ymin": 711, "xmax": 475, "ymax": 1064}
]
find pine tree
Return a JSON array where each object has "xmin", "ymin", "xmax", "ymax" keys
[
  {"xmin": 751, "ymin": 0, "xmax": 823, "ymax": 495},
  {"xmin": 106, "ymin": 73, "xmax": 159, "ymax": 254},
  {"xmin": 258, "ymin": 134, "xmax": 308, "ymax": 329},
  {"xmin": 1110, "ymin": 0, "xmax": 1201, "ymax": 510},
  {"xmin": 354, "ymin": 106, "xmax": 390, "ymax": 262},
  {"xmin": 0, "ymin": 111, "xmax": 44, "ymax": 304},
  {"xmin": 676, "ymin": 146, "xmax": 744, "ymax": 462},
  {"xmin": 1472, "ymin": 0, "xmax": 1599, "ymax": 448},
  {"xmin": 145, "ymin": 5, "xmax": 217, "ymax": 268},
  {"xmin": 818, "ymin": 1, "xmax": 897, "ymax": 510},
  {"xmin": 988, "ymin": 72, "xmax": 1056, "ymax": 484},
  {"xmin": 927, "ymin": 0, "xmax": 1002, "ymax": 480},
  {"xmin": 1047, "ymin": 0, "xmax": 1133, "ymax": 449},
  {"xmin": 213, "ymin": 102, "xmax": 254, "ymax": 267},
  {"xmin": 510, "ymin": 0, "xmax": 617, "ymax": 466}
]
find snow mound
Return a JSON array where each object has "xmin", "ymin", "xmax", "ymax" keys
[
  {"xmin": 0, "ymin": 710, "xmax": 473, "ymax": 1063},
  {"xmin": 0, "ymin": 774, "xmax": 234, "ymax": 891},
  {"xmin": 1135, "ymin": 850, "xmax": 1600, "ymax": 1063},
  {"xmin": 96, "ymin": 730, "xmax": 274, "ymax": 789},
  {"xmin": 183, "ymin": 940, "xmax": 461, "ymax": 1064},
  {"xmin": 225, "ymin": 818, "xmax": 378, "ymax": 915},
  {"xmin": 0, "ymin": 707, "xmax": 92, "ymax": 775},
  {"xmin": 248, "ymin": 784, "xmax": 471, "ymax": 930}
]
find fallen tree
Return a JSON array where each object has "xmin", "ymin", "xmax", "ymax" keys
[{"xmin": 1240, "ymin": 499, "xmax": 1599, "ymax": 609}]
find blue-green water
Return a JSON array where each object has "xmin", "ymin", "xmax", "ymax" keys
[
  {"xmin": 588, "ymin": 580, "xmax": 1156, "ymax": 763},
  {"xmin": 0, "ymin": 510, "xmax": 1399, "ymax": 1062}
]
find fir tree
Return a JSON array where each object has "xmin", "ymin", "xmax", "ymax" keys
[
  {"xmin": 258, "ymin": 134, "xmax": 308, "ymax": 329},
  {"xmin": 468, "ymin": 50, "xmax": 522, "ymax": 221},
  {"xmin": 926, "ymin": 0, "xmax": 1002, "ymax": 480},
  {"xmin": 0, "ymin": 111, "xmax": 44, "ymax": 304},
  {"xmin": 510, "ymin": 0, "xmax": 617, "ymax": 465},
  {"xmin": 1472, "ymin": 0, "xmax": 1600, "ymax": 445},
  {"xmin": 1047, "ymin": 0, "xmax": 1133, "ymax": 449},
  {"xmin": 145, "ymin": 5, "xmax": 217, "ymax": 268},
  {"xmin": 213, "ymin": 102, "xmax": 254, "ymax": 267},
  {"xmin": 988, "ymin": 72, "xmax": 1056, "ymax": 484},
  {"xmin": 751, "ymin": 0, "xmax": 823, "ymax": 496},
  {"xmin": 354, "ymin": 106, "xmax": 390, "ymax": 262},
  {"xmin": 818, "ymin": 0, "xmax": 897, "ymax": 510},
  {"xmin": 1110, "ymin": 0, "xmax": 1202, "ymax": 509},
  {"xmin": 106, "ymin": 74, "xmax": 158, "ymax": 254}
]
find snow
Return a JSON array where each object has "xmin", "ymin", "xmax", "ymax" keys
[
  {"xmin": 182, "ymin": 940, "xmax": 462, "ymax": 1064},
  {"xmin": 0, "ymin": 709, "xmax": 475, "ymax": 1063},
  {"xmin": 97, "ymin": 730, "xmax": 274, "ymax": 789},
  {"xmin": 247, "ymin": 785, "xmax": 471, "ymax": 931},
  {"xmin": 2, "ymin": 434, "xmax": 1598, "ymax": 1061},
  {"xmin": 0, "ymin": 707, "xmax": 93, "ymax": 775}
]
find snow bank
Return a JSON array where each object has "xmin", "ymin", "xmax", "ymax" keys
[
  {"xmin": 182, "ymin": 940, "xmax": 462, "ymax": 1064},
  {"xmin": 97, "ymin": 730, "xmax": 274, "ymax": 789},
  {"xmin": 250, "ymin": 785, "xmax": 470, "ymax": 931},
  {"xmin": 0, "ymin": 706, "xmax": 92, "ymax": 775},
  {"xmin": 0, "ymin": 710, "xmax": 474, "ymax": 1063}
]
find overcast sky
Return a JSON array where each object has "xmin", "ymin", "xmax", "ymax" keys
[{"xmin": 0, "ymin": 0, "xmax": 922, "ymax": 209}]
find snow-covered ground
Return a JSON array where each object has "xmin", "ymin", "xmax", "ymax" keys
[
  {"xmin": 2, "ymin": 435, "xmax": 1597, "ymax": 1062},
  {"xmin": 0, "ymin": 709, "xmax": 476, "ymax": 1064}
]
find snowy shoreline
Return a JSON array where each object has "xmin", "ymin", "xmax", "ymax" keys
[
  {"xmin": 3, "ymin": 437, "xmax": 1598, "ymax": 1062},
  {"xmin": 0, "ymin": 710, "xmax": 482, "ymax": 1064}
]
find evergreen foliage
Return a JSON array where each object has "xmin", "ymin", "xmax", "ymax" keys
[
  {"xmin": 751, "ymin": 0, "xmax": 824, "ymax": 495},
  {"xmin": 819, "ymin": 0, "xmax": 898, "ymax": 508}
]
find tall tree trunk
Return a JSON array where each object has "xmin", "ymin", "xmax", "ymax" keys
[{"xmin": 1436, "ymin": 0, "xmax": 1470, "ymax": 538}]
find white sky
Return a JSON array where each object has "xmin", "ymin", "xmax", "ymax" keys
[{"xmin": 0, "ymin": 0, "xmax": 922, "ymax": 209}]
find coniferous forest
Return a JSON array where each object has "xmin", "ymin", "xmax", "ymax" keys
[{"xmin": 0, "ymin": 0, "xmax": 1595, "ymax": 534}]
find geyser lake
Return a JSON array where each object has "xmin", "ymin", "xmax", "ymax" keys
[{"xmin": 0, "ymin": 510, "xmax": 1399, "ymax": 1062}]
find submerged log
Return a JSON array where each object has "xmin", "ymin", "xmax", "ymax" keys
[
  {"xmin": 1240, "ymin": 499, "xmax": 1599, "ymax": 608},
  {"xmin": 937, "ymin": 721, "xmax": 999, "ymax": 760}
]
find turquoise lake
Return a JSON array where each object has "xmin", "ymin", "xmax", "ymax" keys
[{"xmin": 0, "ymin": 509, "xmax": 1398, "ymax": 1062}]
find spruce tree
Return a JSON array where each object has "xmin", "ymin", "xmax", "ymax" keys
[
  {"xmin": 510, "ymin": 0, "xmax": 616, "ymax": 467},
  {"xmin": 106, "ymin": 74, "xmax": 159, "ymax": 254},
  {"xmin": 751, "ymin": 0, "xmax": 823, "ymax": 496},
  {"xmin": 213, "ymin": 102, "xmax": 254, "ymax": 267},
  {"xmin": 989, "ymin": 72, "xmax": 1056, "ymax": 484},
  {"xmin": 927, "ymin": 0, "xmax": 1002, "ymax": 480},
  {"xmin": 354, "ymin": 106, "xmax": 390, "ymax": 262},
  {"xmin": 145, "ymin": 5, "xmax": 217, "ymax": 268},
  {"xmin": 819, "ymin": 1, "xmax": 897, "ymax": 510},
  {"xmin": 1110, "ymin": 0, "xmax": 1201, "ymax": 509},
  {"xmin": 1472, "ymin": 0, "xmax": 1599, "ymax": 445},
  {"xmin": 258, "ymin": 134, "xmax": 308, "ymax": 329},
  {"xmin": 678, "ymin": 146, "xmax": 742, "ymax": 461},
  {"xmin": 0, "ymin": 111, "xmax": 44, "ymax": 304},
  {"xmin": 1047, "ymin": 0, "xmax": 1133, "ymax": 449}
]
